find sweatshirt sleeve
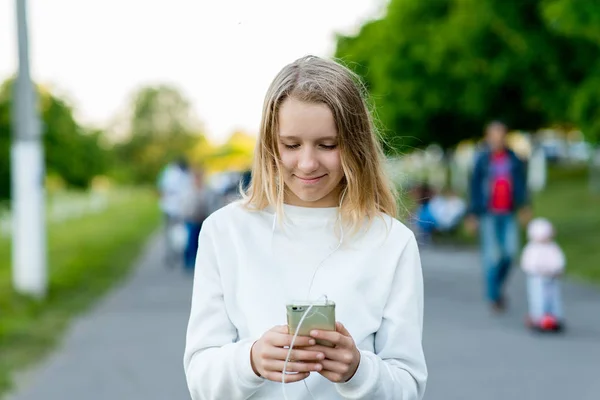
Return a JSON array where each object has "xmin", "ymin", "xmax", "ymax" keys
[
  {"xmin": 335, "ymin": 234, "xmax": 428, "ymax": 399},
  {"xmin": 183, "ymin": 216, "xmax": 265, "ymax": 400}
]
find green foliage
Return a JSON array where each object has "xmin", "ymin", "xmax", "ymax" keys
[
  {"xmin": 542, "ymin": 0, "xmax": 600, "ymax": 44},
  {"xmin": 113, "ymin": 84, "xmax": 202, "ymax": 183},
  {"xmin": 41, "ymin": 94, "xmax": 109, "ymax": 188},
  {"xmin": 0, "ymin": 79, "xmax": 112, "ymax": 200},
  {"xmin": 335, "ymin": 0, "xmax": 600, "ymax": 150},
  {"xmin": 541, "ymin": 0, "xmax": 600, "ymax": 143}
]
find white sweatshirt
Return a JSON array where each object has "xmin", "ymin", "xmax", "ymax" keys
[
  {"xmin": 520, "ymin": 241, "xmax": 566, "ymax": 276},
  {"xmin": 183, "ymin": 201, "xmax": 427, "ymax": 400}
]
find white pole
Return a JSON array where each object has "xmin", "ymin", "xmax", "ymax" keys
[{"xmin": 11, "ymin": 0, "xmax": 47, "ymax": 299}]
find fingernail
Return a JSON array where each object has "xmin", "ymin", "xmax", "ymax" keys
[
  {"xmin": 310, "ymin": 330, "xmax": 318, "ymax": 337},
  {"xmin": 314, "ymin": 364, "xmax": 322, "ymax": 371},
  {"xmin": 309, "ymin": 339, "xmax": 316, "ymax": 345},
  {"xmin": 317, "ymin": 353, "xmax": 324, "ymax": 360}
]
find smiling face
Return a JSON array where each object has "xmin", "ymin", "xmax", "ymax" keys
[
  {"xmin": 247, "ymin": 56, "xmax": 399, "ymax": 226},
  {"xmin": 277, "ymin": 97, "xmax": 344, "ymax": 208}
]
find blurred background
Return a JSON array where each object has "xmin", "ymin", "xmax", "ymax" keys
[{"xmin": 0, "ymin": 0, "xmax": 599, "ymax": 399}]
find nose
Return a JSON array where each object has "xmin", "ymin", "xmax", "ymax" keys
[{"xmin": 297, "ymin": 147, "xmax": 319, "ymax": 174}]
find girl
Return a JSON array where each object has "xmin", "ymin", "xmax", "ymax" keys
[
  {"xmin": 183, "ymin": 56, "xmax": 427, "ymax": 399},
  {"xmin": 521, "ymin": 217, "xmax": 566, "ymax": 332}
]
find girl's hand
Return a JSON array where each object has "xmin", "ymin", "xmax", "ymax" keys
[
  {"xmin": 250, "ymin": 325, "xmax": 325, "ymax": 383},
  {"xmin": 306, "ymin": 322, "xmax": 361, "ymax": 383}
]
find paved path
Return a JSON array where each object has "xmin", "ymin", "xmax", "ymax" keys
[
  {"xmin": 7, "ymin": 235, "xmax": 192, "ymax": 400},
  {"xmin": 421, "ymin": 246, "xmax": 600, "ymax": 400},
  {"xmin": 6, "ymin": 239, "xmax": 600, "ymax": 400}
]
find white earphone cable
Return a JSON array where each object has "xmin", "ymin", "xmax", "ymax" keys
[
  {"xmin": 282, "ymin": 231, "xmax": 343, "ymax": 400},
  {"xmin": 280, "ymin": 188, "xmax": 346, "ymax": 400}
]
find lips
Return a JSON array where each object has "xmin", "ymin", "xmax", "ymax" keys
[{"xmin": 295, "ymin": 174, "xmax": 326, "ymax": 184}]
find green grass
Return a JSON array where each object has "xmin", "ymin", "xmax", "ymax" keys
[
  {"xmin": 532, "ymin": 167, "xmax": 600, "ymax": 284},
  {"xmin": 0, "ymin": 188, "xmax": 160, "ymax": 396}
]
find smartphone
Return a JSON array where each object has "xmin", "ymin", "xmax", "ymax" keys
[{"xmin": 286, "ymin": 300, "xmax": 336, "ymax": 347}]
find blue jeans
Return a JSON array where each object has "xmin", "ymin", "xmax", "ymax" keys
[
  {"xmin": 163, "ymin": 213, "xmax": 183, "ymax": 268},
  {"xmin": 527, "ymin": 275, "xmax": 563, "ymax": 322},
  {"xmin": 184, "ymin": 222, "xmax": 202, "ymax": 270},
  {"xmin": 479, "ymin": 213, "xmax": 519, "ymax": 302}
]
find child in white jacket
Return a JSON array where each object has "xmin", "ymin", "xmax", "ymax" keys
[{"xmin": 520, "ymin": 217, "xmax": 566, "ymax": 332}]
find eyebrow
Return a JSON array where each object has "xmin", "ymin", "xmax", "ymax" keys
[{"xmin": 279, "ymin": 135, "xmax": 338, "ymax": 141}]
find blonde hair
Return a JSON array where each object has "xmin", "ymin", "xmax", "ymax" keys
[{"xmin": 243, "ymin": 55, "xmax": 398, "ymax": 233}]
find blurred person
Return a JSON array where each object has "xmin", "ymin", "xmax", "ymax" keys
[
  {"xmin": 465, "ymin": 121, "xmax": 531, "ymax": 312},
  {"xmin": 181, "ymin": 167, "xmax": 214, "ymax": 272},
  {"xmin": 157, "ymin": 157, "xmax": 191, "ymax": 268},
  {"xmin": 428, "ymin": 187, "xmax": 467, "ymax": 233},
  {"xmin": 183, "ymin": 56, "xmax": 427, "ymax": 400},
  {"xmin": 521, "ymin": 218, "xmax": 566, "ymax": 332},
  {"xmin": 412, "ymin": 182, "xmax": 436, "ymax": 245}
]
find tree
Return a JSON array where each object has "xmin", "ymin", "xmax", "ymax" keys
[
  {"xmin": 114, "ymin": 84, "xmax": 203, "ymax": 183},
  {"xmin": 200, "ymin": 131, "xmax": 256, "ymax": 173},
  {"xmin": 40, "ymin": 89, "xmax": 109, "ymax": 187},
  {"xmin": 541, "ymin": 0, "xmax": 600, "ymax": 143},
  {"xmin": 334, "ymin": 0, "xmax": 600, "ymax": 150},
  {"xmin": 0, "ymin": 78, "xmax": 110, "ymax": 200}
]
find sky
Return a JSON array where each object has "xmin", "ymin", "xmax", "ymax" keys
[{"xmin": 0, "ymin": 0, "xmax": 386, "ymax": 143}]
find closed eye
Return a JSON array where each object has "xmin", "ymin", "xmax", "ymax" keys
[
  {"xmin": 319, "ymin": 144, "xmax": 338, "ymax": 150},
  {"xmin": 281, "ymin": 143, "xmax": 337, "ymax": 150}
]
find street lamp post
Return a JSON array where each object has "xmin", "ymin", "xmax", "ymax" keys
[{"xmin": 11, "ymin": 0, "xmax": 47, "ymax": 299}]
